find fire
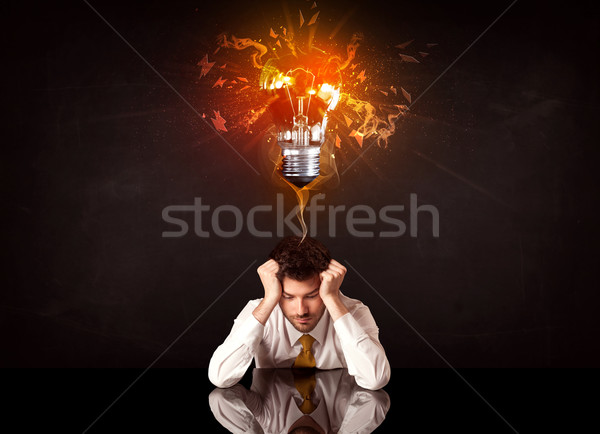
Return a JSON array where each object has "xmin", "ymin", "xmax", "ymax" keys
[{"xmin": 195, "ymin": 1, "xmax": 433, "ymax": 239}]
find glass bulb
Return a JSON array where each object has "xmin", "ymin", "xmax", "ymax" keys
[{"xmin": 260, "ymin": 52, "xmax": 342, "ymax": 187}]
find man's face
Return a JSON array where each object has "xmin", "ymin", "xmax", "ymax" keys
[{"xmin": 279, "ymin": 274, "xmax": 326, "ymax": 333}]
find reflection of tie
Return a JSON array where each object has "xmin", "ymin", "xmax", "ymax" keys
[
  {"xmin": 293, "ymin": 369, "xmax": 317, "ymax": 414},
  {"xmin": 293, "ymin": 334, "xmax": 316, "ymax": 368}
]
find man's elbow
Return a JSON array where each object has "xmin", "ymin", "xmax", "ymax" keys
[
  {"xmin": 211, "ymin": 379, "xmax": 239, "ymax": 388},
  {"xmin": 356, "ymin": 371, "xmax": 390, "ymax": 390},
  {"xmin": 208, "ymin": 362, "xmax": 240, "ymax": 388},
  {"xmin": 209, "ymin": 371, "xmax": 240, "ymax": 388},
  {"xmin": 355, "ymin": 360, "xmax": 391, "ymax": 390}
]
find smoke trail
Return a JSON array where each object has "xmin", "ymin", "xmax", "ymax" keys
[
  {"xmin": 342, "ymin": 95, "xmax": 409, "ymax": 147},
  {"xmin": 216, "ymin": 33, "xmax": 268, "ymax": 69}
]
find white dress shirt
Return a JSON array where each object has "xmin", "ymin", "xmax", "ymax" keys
[
  {"xmin": 209, "ymin": 369, "xmax": 391, "ymax": 434},
  {"xmin": 208, "ymin": 292, "xmax": 391, "ymax": 390}
]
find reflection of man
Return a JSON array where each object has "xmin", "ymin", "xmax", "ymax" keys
[
  {"xmin": 209, "ymin": 369, "xmax": 391, "ymax": 434},
  {"xmin": 209, "ymin": 236, "xmax": 390, "ymax": 390}
]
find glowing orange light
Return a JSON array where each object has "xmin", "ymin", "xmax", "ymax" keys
[{"xmin": 329, "ymin": 89, "xmax": 340, "ymax": 110}]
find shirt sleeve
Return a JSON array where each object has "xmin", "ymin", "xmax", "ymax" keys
[
  {"xmin": 208, "ymin": 385, "xmax": 264, "ymax": 434},
  {"xmin": 337, "ymin": 386, "xmax": 391, "ymax": 433},
  {"xmin": 333, "ymin": 305, "xmax": 391, "ymax": 390},
  {"xmin": 208, "ymin": 299, "xmax": 266, "ymax": 388}
]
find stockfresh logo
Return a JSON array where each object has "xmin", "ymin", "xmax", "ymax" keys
[{"xmin": 162, "ymin": 193, "xmax": 439, "ymax": 238}]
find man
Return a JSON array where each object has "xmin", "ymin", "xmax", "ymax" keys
[{"xmin": 208, "ymin": 236, "xmax": 390, "ymax": 390}]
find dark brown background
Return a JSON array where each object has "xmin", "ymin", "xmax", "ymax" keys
[{"xmin": 4, "ymin": 0, "xmax": 599, "ymax": 372}]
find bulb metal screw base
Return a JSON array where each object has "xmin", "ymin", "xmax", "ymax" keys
[{"xmin": 279, "ymin": 144, "xmax": 321, "ymax": 188}]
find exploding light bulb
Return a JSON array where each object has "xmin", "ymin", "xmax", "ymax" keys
[{"xmin": 260, "ymin": 51, "xmax": 342, "ymax": 187}]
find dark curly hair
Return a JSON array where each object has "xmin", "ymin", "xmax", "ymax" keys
[{"xmin": 269, "ymin": 236, "xmax": 331, "ymax": 282}]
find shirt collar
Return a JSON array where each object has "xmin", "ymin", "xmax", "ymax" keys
[{"xmin": 284, "ymin": 306, "xmax": 330, "ymax": 346}]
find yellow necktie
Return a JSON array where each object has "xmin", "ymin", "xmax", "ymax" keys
[
  {"xmin": 293, "ymin": 369, "xmax": 317, "ymax": 414},
  {"xmin": 293, "ymin": 334, "xmax": 316, "ymax": 368}
]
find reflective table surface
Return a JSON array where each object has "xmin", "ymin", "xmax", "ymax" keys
[
  {"xmin": 209, "ymin": 369, "xmax": 390, "ymax": 433},
  {"xmin": 4, "ymin": 368, "xmax": 592, "ymax": 432}
]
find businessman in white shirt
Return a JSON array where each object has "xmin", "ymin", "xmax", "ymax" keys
[{"xmin": 208, "ymin": 236, "xmax": 391, "ymax": 390}]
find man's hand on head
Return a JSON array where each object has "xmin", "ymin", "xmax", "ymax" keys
[
  {"xmin": 319, "ymin": 259, "xmax": 347, "ymax": 301},
  {"xmin": 253, "ymin": 259, "xmax": 282, "ymax": 325},
  {"xmin": 319, "ymin": 259, "xmax": 350, "ymax": 321},
  {"xmin": 257, "ymin": 259, "xmax": 282, "ymax": 303}
]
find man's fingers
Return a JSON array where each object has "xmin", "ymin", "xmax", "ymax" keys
[
  {"xmin": 320, "ymin": 270, "xmax": 336, "ymax": 282},
  {"xmin": 264, "ymin": 259, "xmax": 277, "ymax": 267},
  {"xmin": 328, "ymin": 263, "xmax": 346, "ymax": 274},
  {"xmin": 329, "ymin": 259, "xmax": 347, "ymax": 273},
  {"xmin": 258, "ymin": 259, "xmax": 279, "ymax": 275},
  {"xmin": 330, "ymin": 259, "xmax": 346, "ymax": 270},
  {"xmin": 264, "ymin": 260, "xmax": 278, "ymax": 270},
  {"xmin": 327, "ymin": 262, "xmax": 347, "ymax": 276}
]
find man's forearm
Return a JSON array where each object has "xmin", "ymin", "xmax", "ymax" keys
[
  {"xmin": 333, "ymin": 310, "xmax": 391, "ymax": 390},
  {"xmin": 322, "ymin": 294, "xmax": 350, "ymax": 322},
  {"xmin": 209, "ymin": 300, "xmax": 265, "ymax": 388},
  {"xmin": 252, "ymin": 296, "xmax": 279, "ymax": 325}
]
